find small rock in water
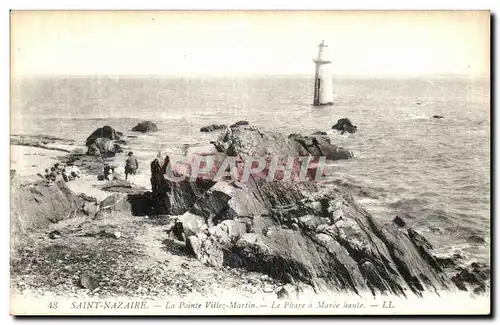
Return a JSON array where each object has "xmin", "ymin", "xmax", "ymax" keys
[
  {"xmin": 467, "ymin": 234, "xmax": 485, "ymax": 244},
  {"xmin": 392, "ymin": 216, "xmax": 406, "ymax": 228},
  {"xmin": 131, "ymin": 120, "xmax": 159, "ymax": 133},
  {"xmin": 113, "ymin": 231, "xmax": 121, "ymax": 239},
  {"xmin": 332, "ymin": 118, "xmax": 357, "ymax": 134},
  {"xmin": 433, "ymin": 115, "xmax": 444, "ymax": 119}
]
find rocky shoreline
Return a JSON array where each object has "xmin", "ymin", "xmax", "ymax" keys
[{"xmin": 10, "ymin": 121, "xmax": 490, "ymax": 299}]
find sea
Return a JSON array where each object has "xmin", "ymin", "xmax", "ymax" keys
[{"xmin": 10, "ymin": 75, "xmax": 491, "ymax": 265}]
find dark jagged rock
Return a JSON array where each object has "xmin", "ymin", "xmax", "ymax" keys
[
  {"xmin": 433, "ymin": 115, "xmax": 444, "ymax": 119},
  {"xmin": 150, "ymin": 126, "xmax": 484, "ymax": 297},
  {"xmin": 288, "ymin": 133, "xmax": 353, "ymax": 160},
  {"xmin": 132, "ymin": 121, "xmax": 159, "ymax": 133},
  {"xmin": 85, "ymin": 125, "xmax": 121, "ymax": 146},
  {"xmin": 85, "ymin": 126, "xmax": 123, "ymax": 157},
  {"xmin": 436, "ymin": 253, "xmax": 463, "ymax": 269},
  {"xmin": 450, "ymin": 263, "xmax": 490, "ymax": 293},
  {"xmin": 200, "ymin": 124, "xmax": 227, "ymax": 132},
  {"xmin": 332, "ymin": 118, "xmax": 358, "ymax": 134},
  {"xmin": 230, "ymin": 120, "xmax": 250, "ymax": 128},
  {"xmin": 311, "ymin": 131, "xmax": 328, "ymax": 136}
]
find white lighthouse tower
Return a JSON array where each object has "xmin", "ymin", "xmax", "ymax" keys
[{"xmin": 312, "ymin": 40, "xmax": 334, "ymax": 106}]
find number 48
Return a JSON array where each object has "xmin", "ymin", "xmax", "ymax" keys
[{"xmin": 48, "ymin": 302, "xmax": 58, "ymax": 309}]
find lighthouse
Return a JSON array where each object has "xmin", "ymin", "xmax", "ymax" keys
[{"xmin": 312, "ymin": 40, "xmax": 334, "ymax": 106}]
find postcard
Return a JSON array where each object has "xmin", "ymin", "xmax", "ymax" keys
[{"xmin": 10, "ymin": 10, "xmax": 491, "ymax": 316}]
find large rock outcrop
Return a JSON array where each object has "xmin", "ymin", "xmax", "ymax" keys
[
  {"xmin": 85, "ymin": 125, "xmax": 124, "ymax": 158},
  {"xmin": 150, "ymin": 125, "xmax": 487, "ymax": 297},
  {"xmin": 132, "ymin": 121, "xmax": 159, "ymax": 133},
  {"xmin": 211, "ymin": 125, "xmax": 353, "ymax": 160},
  {"xmin": 10, "ymin": 178, "xmax": 83, "ymax": 234}
]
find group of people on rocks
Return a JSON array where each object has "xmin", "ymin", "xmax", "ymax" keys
[
  {"xmin": 41, "ymin": 151, "xmax": 143, "ymax": 185},
  {"xmin": 43, "ymin": 162, "xmax": 81, "ymax": 183}
]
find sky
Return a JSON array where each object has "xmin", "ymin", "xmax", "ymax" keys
[{"xmin": 10, "ymin": 10, "xmax": 490, "ymax": 77}]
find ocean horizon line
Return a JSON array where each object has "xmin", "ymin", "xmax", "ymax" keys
[{"xmin": 11, "ymin": 72, "xmax": 489, "ymax": 80}]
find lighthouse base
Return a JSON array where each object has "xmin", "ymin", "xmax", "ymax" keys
[{"xmin": 313, "ymin": 102, "xmax": 334, "ymax": 107}]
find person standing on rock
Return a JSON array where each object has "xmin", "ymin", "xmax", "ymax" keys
[
  {"xmin": 125, "ymin": 151, "xmax": 139, "ymax": 182},
  {"xmin": 151, "ymin": 152, "xmax": 170, "ymax": 191},
  {"xmin": 150, "ymin": 151, "xmax": 172, "ymax": 214}
]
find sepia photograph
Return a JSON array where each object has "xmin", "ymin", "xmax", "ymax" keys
[{"xmin": 9, "ymin": 10, "xmax": 491, "ymax": 316}]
